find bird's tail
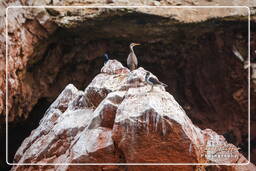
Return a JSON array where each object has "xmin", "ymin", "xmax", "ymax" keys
[{"xmin": 160, "ymin": 82, "xmax": 168, "ymax": 87}]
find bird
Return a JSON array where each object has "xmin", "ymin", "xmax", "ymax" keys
[
  {"xmin": 127, "ymin": 43, "xmax": 140, "ymax": 71},
  {"xmin": 103, "ymin": 53, "xmax": 109, "ymax": 64},
  {"xmin": 145, "ymin": 72, "xmax": 167, "ymax": 91}
]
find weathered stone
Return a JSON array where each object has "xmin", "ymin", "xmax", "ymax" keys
[
  {"xmin": 11, "ymin": 60, "xmax": 255, "ymax": 171},
  {"xmin": 1, "ymin": 0, "xmax": 255, "ymax": 123},
  {"xmin": 1, "ymin": 0, "xmax": 256, "ymax": 169}
]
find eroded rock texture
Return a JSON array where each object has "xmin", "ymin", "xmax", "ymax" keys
[
  {"xmin": 1, "ymin": 0, "xmax": 255, "ymax": 123},
  {"xmin": 11, "ymin": 60, "xmax": 256, "ymax": 171},
  {"xmin": 0, "ymin": 0, "xmax": 256, "ymax": 170}
]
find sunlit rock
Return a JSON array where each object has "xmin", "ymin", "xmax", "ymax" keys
[{"xmin": 11, "ymin": 60, "xmax": 255, "ymax": 171}]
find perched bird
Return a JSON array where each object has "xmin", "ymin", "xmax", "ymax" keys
[
  {"xmin": 127, "ymin": 43, "xmax": 140, "ymax": 71},
  {"xmin": 103, "ymin": 53, "xmax": 109, "ymax": 64},
  {"xmin": 145, "ymin": 72, "xmax": 167, "ymax": 91}
]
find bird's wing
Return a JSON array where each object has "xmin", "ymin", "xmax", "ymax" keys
[
  {"xmin": 133, "ymin": 54, "xmax": 138, "ymax": 66},
  {"xmin": 148, "ymin": 77, "xmax": 161, "ymax": 85},
  {"xmin": 127, "ymin": 53, "xmax": 132, "ymax": 66}
]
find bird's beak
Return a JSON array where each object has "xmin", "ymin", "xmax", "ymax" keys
[{"xmin": 134, "ymin": 43, "xmax": 140, "ymax": 46}]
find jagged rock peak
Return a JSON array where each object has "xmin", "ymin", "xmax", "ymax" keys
[{"xmin": 11, "ymin": 60, "xmax": 255, "ymax": 171}]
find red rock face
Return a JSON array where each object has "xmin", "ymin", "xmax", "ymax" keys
[
  {"xmin": 10, "ymin": 60, "xmax": 255, "ymax": 171},
  {"xmin": 1, "ymin": 1, "xmax": 256, "ymax": 170}
]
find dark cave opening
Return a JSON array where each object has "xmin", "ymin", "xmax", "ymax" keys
[
  {"xmin": 1, "ymin": 98, "xmax": 51, "ymax": 170},
  {"xmin": 8, "ymin": 98, "xmax": 51, "ymax": 161},
  {"xmin": 3, "ymin": 11, "xmax": 254, "ymax": 169}
]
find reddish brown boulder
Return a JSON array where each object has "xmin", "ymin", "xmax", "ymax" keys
[{"xmin": 11, "ymin": 60, "xmax": 255, "ymax": 171}]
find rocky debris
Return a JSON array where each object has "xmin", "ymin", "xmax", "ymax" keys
[{"xmin": 11, "ymin": 60, "xmax": 255, "ymax": 171}]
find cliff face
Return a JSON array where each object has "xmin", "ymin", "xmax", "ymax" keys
[
  {"xmin": 1, "ymin": 0, "xmax": 256, "ymax": 170},
  {"xmin": 11, "ymin": 60, "xmax": 256, "ymax": 171},
  {"xmin": 1, "ymin": 0, "xmax": 255, "ymax": 124}
]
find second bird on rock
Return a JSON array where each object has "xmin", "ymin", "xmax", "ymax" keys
[
  {"xmin": 145, "ymin": 72, "xmax": 167, "ymax": 92},
  {"xmin": 103, "ymin": 53, "xmax": 109, "ymax": 64},
  {"xmin": 127, "ymin": 43, "xmax": 140, "ymax": 71}
]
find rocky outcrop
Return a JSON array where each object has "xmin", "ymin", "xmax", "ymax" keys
[
  {"xmin": 1, "ymin": 0, "xmax": 256, "ymax": 169},
  {"xmin": 1, "ymin": 0, "xmax": 255, "ymax": 123},
  {"xmin": 11, "ymin": 60, "xmax": 255, "ymax": 171}
]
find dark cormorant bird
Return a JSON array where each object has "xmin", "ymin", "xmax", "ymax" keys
[
  {"xmin": 127, "ymin": 43, "xmax": 140, "ymax": 71},
  {"xmin": 145, "ymin": 72, "xmax": 167, "ymax": 91},
  {"xmin": 104, "ymin": 53, "xmax": 109, "ymax": 64}
]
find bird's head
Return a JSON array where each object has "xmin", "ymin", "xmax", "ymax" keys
[
  {"xmin": 130, "ymin": 43, "xmax": 140, "ymax": 48},
  {"xmin": 104, "ymin": 53, "xmax": 109, "ymax": 59}
]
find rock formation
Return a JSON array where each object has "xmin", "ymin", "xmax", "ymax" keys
[
  {"xmin": 1, "ymin": 0, "xmax": 255, "ymax": 124},
  {"xmin": 11, "ymin": 60, "xmax": 255, "ymax": 171},
  {"xmin": 1, "ymin": 0, "xmax": 256, "ymax": 170}
]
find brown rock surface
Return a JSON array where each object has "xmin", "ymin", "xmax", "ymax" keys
[
  {"xmin": 0, "ymin": 0, "xmax": 256, "ymax": 170},
  {"xmin": 11, "ymin": 60, "xmax": 255, "ymax": 171},
  {"xmin": 1, "ymin": 0, "xmax": 255, "ymax": 123}
]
